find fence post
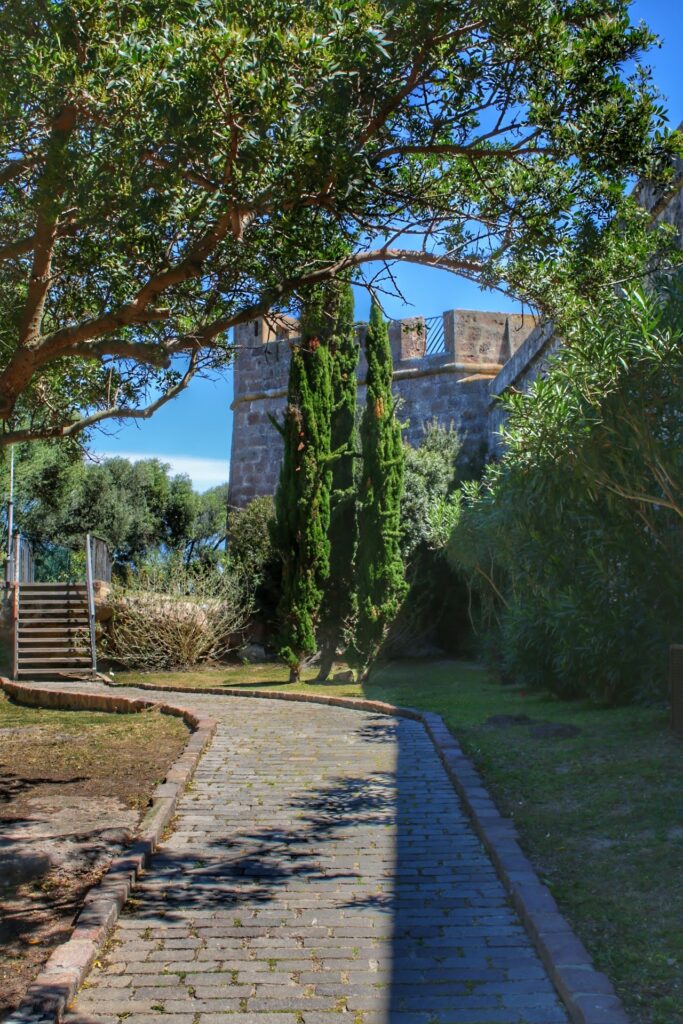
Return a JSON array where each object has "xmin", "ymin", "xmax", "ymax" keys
[{"xmin": 84, "ymin": 534, "xmax": 98, "ymax": 676}]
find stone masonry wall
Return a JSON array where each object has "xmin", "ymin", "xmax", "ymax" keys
[
  {"xmin": 228, "ymin": 308, "xmax": 536, "ymax": 507},
  {"xmin": 487, "ymin": 321, "xmax": 560, "ymax": 455}
]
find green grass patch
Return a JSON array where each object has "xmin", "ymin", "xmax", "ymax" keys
[
  {"xmin": 117, "ymin": 657, "xmax": 683, "ymax": 1024},
  {"xmin": 0, "ymin": 690, "xmax": 188, "ymax": 808}
]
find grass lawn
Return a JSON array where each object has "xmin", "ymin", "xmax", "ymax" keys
[
  {"xmin": 0, "ymin": 692, "xmax": 188, "ymax": 1018},
  {"xmin": 116, "ymin": 658, "xmax": 683, "ymax": 1024}
]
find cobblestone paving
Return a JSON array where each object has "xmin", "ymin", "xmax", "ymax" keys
[{"xmin": 63, "ymin": 686, "xmax": 568, "ymax": 1024}]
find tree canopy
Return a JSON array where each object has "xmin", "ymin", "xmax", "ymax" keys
[
  {"xmin": 1, "ymin": 0, "xmax": 678, "ymax": 444},
  {"xmin": 0, "ymin": 444, "xmax": 227, "ymax": 565}
]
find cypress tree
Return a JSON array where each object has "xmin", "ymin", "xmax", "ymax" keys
[
  {"xmin": 316, "ymin": 282, "xmax": 359, "ymax": 681},
  {"xmin": 353, "ymin": 300, "xmax": 407, "ymax": 678},
  {"xmin": 271, "ymin": 292, "xmax": 333, "ymax": 682}
]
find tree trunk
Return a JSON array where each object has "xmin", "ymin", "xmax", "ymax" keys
[
  {"xmin": 315, "ymin": 640, "xmax": 336, "ymax": 682},
  {"xmin": 289, "ymin": 662, "xmax": 301, "ymax": 683}
]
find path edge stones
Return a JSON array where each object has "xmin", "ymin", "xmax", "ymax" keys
[
  {"xmin": 1, "ymin": 676, "xmax": 629, "ymax": 1024},
  {"xmin": 0, "ymin": 677, "xmax": 217, "ymax": 1024}
]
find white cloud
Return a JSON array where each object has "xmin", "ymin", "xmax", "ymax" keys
[{"xmin": 91, "ymin": 451, "xmax": 228, "ymax": 492}]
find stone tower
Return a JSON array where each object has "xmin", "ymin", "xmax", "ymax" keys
[{"xmin": 228, "ymin": 307, "xmax": 537, "ymax": 507}]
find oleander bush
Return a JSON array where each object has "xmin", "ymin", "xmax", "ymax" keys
[{"xmin": 446, "ymin": 281, "xmax": 683, "ymax": 704}]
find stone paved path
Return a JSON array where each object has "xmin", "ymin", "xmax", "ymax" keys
[{"xmin": 64, "ymin": 685, "xmax": 568, "ymax": 1024}]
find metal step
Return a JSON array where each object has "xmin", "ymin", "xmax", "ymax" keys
[
  {"xmin": 18, "ymin": 615, "xmax": 89, "ymax": 624},
  {"xmin": 17, "ymin": 645, "xmax": 89, "ymax": 654},
  {"xmin": 19, "ymin": 635, "xmax": 89, "ymax": 644},
  {"xmin": 18, "ymin": 618, "xmax": 89, "ymax": 626},
  {"xmin": 15, "ymin": 668, "xmax": 95, "ymax": 677},
  {"xmin": 19, "ymin": 604, "xmax": 87, "ymax": 612},
  {"xmin": 19, "ymin": 611, "xmax": 88, "ymax": 618},
  {"xmin": 20, "ymin": 586, "xmax": 87, "ymax": 592},
  {"xmin": 18, "ymin": 652, "xmax": 91, "ymax": 660},
  {"xmin": 19, "ymin": 589, "xmax": 87, "ymax": 598},
  {"xmin": 19, "ymin": 599, "xmax": 87, "ymax": 605},
  {"xmin": 18, "ymin": 628, "xmax": 89, "ymax": 636},
  {"xmin": 19, "ymin": 609, "xmax": 87, "ymax": 617}
]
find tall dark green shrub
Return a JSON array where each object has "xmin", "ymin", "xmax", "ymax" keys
[
  {"xmin": 317, "ymin": 283, "xmax": 359, "ymax": 680},
  {"xmin": 353, "ymin": 301, "xmax": 407, "ymax": 677},
  {"xmin": 271, "ymin": 297, "xmax": 333, "ymax": 681},
  {"xmin": 447, "ymin": 282, "xmax": 683, "ymax": 704}
]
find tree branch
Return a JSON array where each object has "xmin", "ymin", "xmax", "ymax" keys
[
  {"xmin": 0, "ymin": 236, "xmax": 35, "ymax": 262},
  {"xmin": 0, "ymin": 243, "xmax": 484, "ymax": 427},
  {"xmin": 0, "ymin": 156, "xmax": 36, "ymax": 186},
  {"xmin": 141, "ymin": 149, "xmax": 220, "ymax": 193},
  {"xmin": 18, "ymin": 105, "xmax": 78, "ymax": 348},
  {"xmin": 0, "ymin": 354, "xmax": 199, "ymax": 447},
  {"xmin": 375, "ymin": 143, "xmax": 554, "ymax": 161}
]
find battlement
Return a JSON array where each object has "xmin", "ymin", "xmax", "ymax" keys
[{"xmin": 229, "ymin": 307, "xmax": 537, "ymax": 507}]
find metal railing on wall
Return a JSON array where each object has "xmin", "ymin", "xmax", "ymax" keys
[
  {"xmin": 6, "ymin": 533, "xmax": 35, "ymax": 585},
  {"xmin": 424, "ymin": 315, "xmax": 446, "ymax": 355}
]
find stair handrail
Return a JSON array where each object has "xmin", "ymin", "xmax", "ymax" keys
[{"xmin": 85, "ymin": 533, "xmax": 98, "ymax": 676}]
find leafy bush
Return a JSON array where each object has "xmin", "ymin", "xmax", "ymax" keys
[
  {"xmin": 383, "ymin": 421, "xmax": 472, "ymax": 656},
  {"xmin": 447, "ymin": 282, "xmax": 683, "ymax": 704},
  {"xmin": 227, "ymin": 495, "xmax": 281, "ymax": 630},
  {"xmin": 401, "ymin": 420, "xmax": 462, "ymax": 560},
  {"xmin": 228, "ymin": 496, "xmax": 276, "ymax": 578},
  {"xmin": 104, "ymin": 559, "xmax": 252, "ymax": 671}
]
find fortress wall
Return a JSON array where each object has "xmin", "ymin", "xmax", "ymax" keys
[
  {"xmin": 229, "ymin": 391, "xmax": 286, "ymax": 505},
  {"xmin": 487, "ymin": 321, "xmax": 560, "ymax": 455},
  {"xmin": 228, "ymin": 307, "xmax": 536, "ymax": 507}
]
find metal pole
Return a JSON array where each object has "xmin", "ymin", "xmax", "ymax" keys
[
  {"xmin": 5, "ymin": 447, "xmax": 14, "ymax": 583},
  {"xmin": 85, "ymin": 533, "xmax": 98, "ymax": 676},
  {"xmin": 12, "ymin": 533, "xmax": 19, "ymax": 679},
  {"xmin": 7, "ymin": 446, "xmax": 14, "ymax": 551}
]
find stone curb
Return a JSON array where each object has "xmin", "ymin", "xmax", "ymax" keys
[
  {"xmin": 0, "ymin": 677, "xmax": 217, "ymax": 1024},
  {"xmin": 100, "ymin": 678, "xmax": 630, "ymax": 1024}
]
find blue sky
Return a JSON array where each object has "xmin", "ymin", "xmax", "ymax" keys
[{"xmin": 92, "ymin": 0, "xmax": 683, "ymax": 490}]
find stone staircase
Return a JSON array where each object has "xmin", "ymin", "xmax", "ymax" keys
[{"xmin": 15, "ymin": 582, "xmax": 93, "ymax": 679}]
